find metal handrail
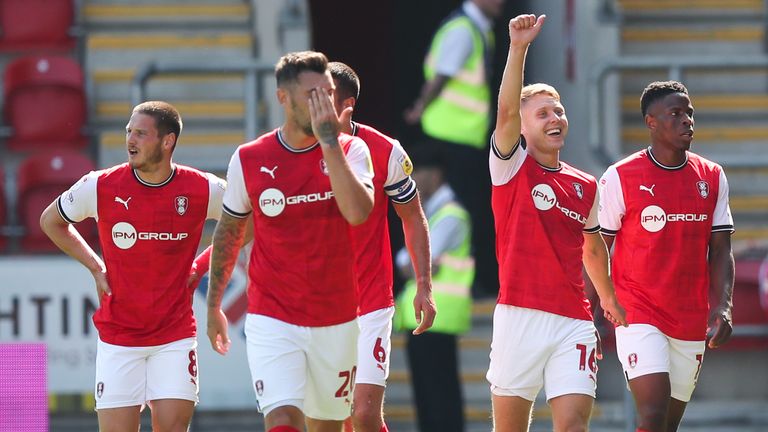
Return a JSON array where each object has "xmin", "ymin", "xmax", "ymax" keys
[
  {"xmin": 130, "ymin": 59, "xmax": 275, "ymax": 141},
  {"xmin": 588, "ymin": 55, "xmax": 768, "ymax": 167}
]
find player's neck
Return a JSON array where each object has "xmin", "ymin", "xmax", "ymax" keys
[
  {"xmin": 135, "ymin": 162, "xmax": 174, "ymax": 185},
  {"xmin": 280, "ymin": 124, "xmax": 316, "ymax": 150},
  {"xmin": 340, "ymin": 120, "xmax": 353, "ymax": 135},
  {"xmin": 648, "ymin": 144, "xmax": 686, "ymax": 167},
  {"xmin": 528, "ymin": 145, "xmax": 560, "ymax": 169}
]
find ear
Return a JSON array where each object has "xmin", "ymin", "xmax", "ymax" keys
[
  {"xmin": 644, "ymin": 114, "xmax": 655, "ymax": 130},
  {"xmin": 276, "ymin": 87, "xmax": 287, "ymax": 106},
  {"xmin": 343, "ymin": 97, "xmax": 356, "ymax": 110},
  {"xmin": 163, "ymin": 133, "xmax": 176, "ymax": 150}
]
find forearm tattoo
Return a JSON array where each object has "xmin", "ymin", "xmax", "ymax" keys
[{"xmin": 207, "ymin": 214, "xmax": 247, "ymax": 307}]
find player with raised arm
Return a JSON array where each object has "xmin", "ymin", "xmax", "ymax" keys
[
  {"xmin": 40, "ymin": 101, "xmax": 225, "ymax": 432},
  {"xmin": 205, "ymin": 51, "xmax": 374, "ymax": 432},
  {"xmin": 486, "ymin": 14, "xmax": 627, "ymax": 432},
  {"xmin": 328, "ymin": 61, "xmax": 436, "ymax": 432},
  {"xmin": 599, "ymin": 81, "xmax": 735, "ymax": 432}
]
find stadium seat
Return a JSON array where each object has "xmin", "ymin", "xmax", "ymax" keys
[
  {"xmin": 0, "ymin": 166, "xmax": 6, "ymax": 252},
  {"xmin": 16, "ymin": 151, "xmax": 96, "ymax": 253},
  {"xmin": 3, "ymin": 56, "xmax": 87, "ymax": 152},
  {"xmin": 0, "ymin": 0, "xmax": 75, "ymax": 52}
]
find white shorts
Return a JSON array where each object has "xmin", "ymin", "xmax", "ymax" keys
[
  {"xmin": 615, "ymin": 324, "xmax": 705, "ymax": 402},
  {"xmin": 487, "ymin": 305, "xmax": 598, "ymax": 402},
  {"xmin": 355, "ymin": 307, "xmax": 394, "ymax": 387},
  {"xmin": 94, "ymin": 337, "xmax": 199, "ymax": 409},
  {"xmin": 245, "ymin": 314, "xmax": 358, "ymax": 420}
]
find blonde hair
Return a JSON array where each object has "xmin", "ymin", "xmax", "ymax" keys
[{"xmin": 521, "ymin": 83, "xmax": 561, "ymax": 105}]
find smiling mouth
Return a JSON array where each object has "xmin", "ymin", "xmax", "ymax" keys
[{"xmin": 546, "ymin": 128, "xmax": 562, "ymax": 136}]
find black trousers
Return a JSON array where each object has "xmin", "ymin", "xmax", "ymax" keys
[
  {"xmin": 429, "ymin": 137, "xmax": 498, "ymax": 298},
  {"xmin": 405, "ymin": 332, "xmax": 464, "ymax": 432}
]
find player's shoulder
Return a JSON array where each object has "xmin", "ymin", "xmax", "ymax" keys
[
  {"xmin": 240, "ymin": 129, "xmax": 280, "ymax": 151},
  {"xmin": 353, "ymin": 122, "xmax": 397, "ymax": 148},
  {"xmin": 97, "ymin": 163, "xmax": 130, "ymax": 181},
  {"xmin": 560, "ymin": 161, "xmax": 597, "ymax": 184},
  {"xmin": 611, "ymin": 149, "xmax": 648, "ymax": 170},
  {"xmin": 687, "ymin": 151, "xmax": 724, "ymax": 173},
  {"xmin": 172, "ymin": 163, "xmax": 221, "ymax": 184}
]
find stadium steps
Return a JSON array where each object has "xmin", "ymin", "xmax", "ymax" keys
[
  {"xmin": 83, "ymin": 0, "xmax": 254, "ymax": 171},
  {"xmin": 621, "ymin": 24, "xmax": 764, "ymax": 55}
]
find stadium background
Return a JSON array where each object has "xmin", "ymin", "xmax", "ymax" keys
[{"xmin": 0, "ymin": 0, "xmax": 766, "ymax": 431}]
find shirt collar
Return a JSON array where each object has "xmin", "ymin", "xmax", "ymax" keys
[{"xmin": 463, "ymin": 1, "xmax": 492, "ymax": 34}]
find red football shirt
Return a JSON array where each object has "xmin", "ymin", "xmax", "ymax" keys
[
  {"xmin": 599, "ymin": 148, "xmax": 734, "ymax": 340},
  {"xmin": 58, "ymin": 164, "xmax": 226, "ymax": 346},
  {"xmin": 349, "ymin": 122, "xmax": 417, "ymax": 315},
  {"xmin": 223, "ymin": 129, "xmax": 374, "ymax": 326},
  {"xmin": 490, "ymin": 136, "xmax": 599, "ymax": 321}
]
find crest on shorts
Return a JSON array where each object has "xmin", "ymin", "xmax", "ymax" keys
[
  {"xmin": 573, "ymin": 182, "xmax": 584, "ymax": 199},
  {"xmin": 96, "ymin": 382, "xmax": 104, "ymax": 398},
  {"xmin": 628, "ymin": 353, "xmax": 638, "ymax": 369},
  {"xmin": 175, "ymin": 196, "xmax": 188, "ymax": 215},
  {"xmin": 255, "ymin": 380, "xmax": 264, "ymax": 396},
  {"xmin": 696, "ymin": 180, "xmax": 709, "ymax": 198}
]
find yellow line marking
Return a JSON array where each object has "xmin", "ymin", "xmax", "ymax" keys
[
  {"xmin": 622, "ymin": 27, "xmax": 762, "ymax": 42},
  {"xmin": 88, "ymin": 33, "xmax": 251, "ymax": 50},
  {"xmin": 84, "ymin": 4, "xmax": 249, "ymax": 18},
  {"xmin": 619, "ymin": 0, "xmax": 762, "ymax": 11},
  {"xmin": 101, "ymin": 132, "xmax": 244, "ymax": 147},
  {"xmin": 622, "ymin": 95, "xmax": 768, "ymax": 112},
  {"xmin": 622, "ymin": 127, "xmax": 768, "ymax": 142},
  {"xmin": 731, "ymin": 196, "xmax": 768, "ymax": 211},
  {"xmin": 93, "ymin": 69, "xmax": 243, "ymax": 83},
  {"xmin": 97, "ymin": 101, "xmax": 244, "ymax": 117}
]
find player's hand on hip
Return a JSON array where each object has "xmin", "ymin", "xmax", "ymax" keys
[
  {"xmin": 91, "ymin": 268, "xmax": 111, "ymax": 306},
  {"xmin": 412, "ymin": 289, "xmax": 437, "ymax": 335},
  {"xmin": 508, "ymin": 14, "xmax": 546, "ymax": 48},
  {"xmin": 601, "ymin": 297, "xmax": 628, "ymax": 327},
  {"xmin": 207, "ymin": 308, "xmax": 231, "ymax": 355},
  {"xmin": 707, "ymin": 307, "xmax": 733, "ymax": 349},
  {"xmin": 309, "ymin": 87, "xmax": 345, "ymax": 146}
]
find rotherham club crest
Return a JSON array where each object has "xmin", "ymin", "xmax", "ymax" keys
[
  {"xmin": 696, "ymin": 181, "xmax": 709, "ymax": 198},
  {"xmin": 573, "ymin": 182, "xmax": 584, "ymax": 199},
  {"xmin": 628, "ymin": 353, "xmax": 638, "ymax": 369},
  {"xmin": 255, "ymin": 380, "xmax": 264, "ymax": 396},
  {"xmin": 96, "ymin": 382, "xmax": 104, "ymax": 398},
  {"xmin": 175, "ymin": 196, "xmax": 188, "ymax": 215}
]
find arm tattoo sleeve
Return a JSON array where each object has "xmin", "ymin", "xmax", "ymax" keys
[{"xmin": 207, "ymin": 213, "xmax": 248, "ymax": 308}]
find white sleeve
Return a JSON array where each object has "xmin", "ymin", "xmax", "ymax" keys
[
  {"xmin": 56, "ymin": 171, "xmax": 99, "ymax": 223},
  {"xmin": 345, "ymin": 137, "xmax": 374, "ymax": 190},
  {"xmin": 584, "ymin": 192, "xmax": 600, "ymax": 233},
  {"xmin": 712, "ymin": 169, "xmax": 734, "ymax": 233},
  {"xmin": 489, "ymin": 133, "xmax": 527, "ymax": 186},
  {"xmin": 384, "ymin": 141, "xmax": 417, "ymax": 204},
  {"xmin": 222, "ymin": 148, "xmax": 252, "ymax": 218},
  {"xmin": 597, "ymin": 165, "xmax": 625, "ymax": 236},
  {"xmin": 206, "ymin": 173, "xmax": 227, "ymax": 220},
  {"xmin": 434, "ymin": 26, "xmax": 474, "ymax": 76}
]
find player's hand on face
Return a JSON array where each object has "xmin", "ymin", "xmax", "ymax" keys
[
  {"xmin": 707, "ymin": 307, "xmax": 733, "ymax": 349},
  {"xmin": 412, "ymin": 289, "xmax": 437, "ymax": 335},
  {"xmin": 508, "ymin": 14, "xmax": 546, "ymax": 48},
  {"xmin": 207, "ymin": 308, "xmax": 231, "ymax": 355},
  {"xmin": 309, "ymin": 87, "xmax": 348, "ymax": 146},
  {"xmin": 91, "ymin": 268, "xmax": 111, "ymax": 306},
  {"xmin": 601, "ymin": 297, "xmax": 628, "ymax": 327}
]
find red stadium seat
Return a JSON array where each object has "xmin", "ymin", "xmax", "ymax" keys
[
  {"xmin": 0, "ymin": 0, "xmax": 75, "ymax": 52},
  {"xmin": 16, "ymin": 151, "xmax": 96, "ymax": 253},
  {"xmin": 3, "ymin": 56, "xmax": 87, "ymax": 151}
]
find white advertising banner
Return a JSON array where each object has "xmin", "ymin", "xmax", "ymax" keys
[{"xmin": 0, "ymin": 255, "xmax": 257, "ymax": 409}]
